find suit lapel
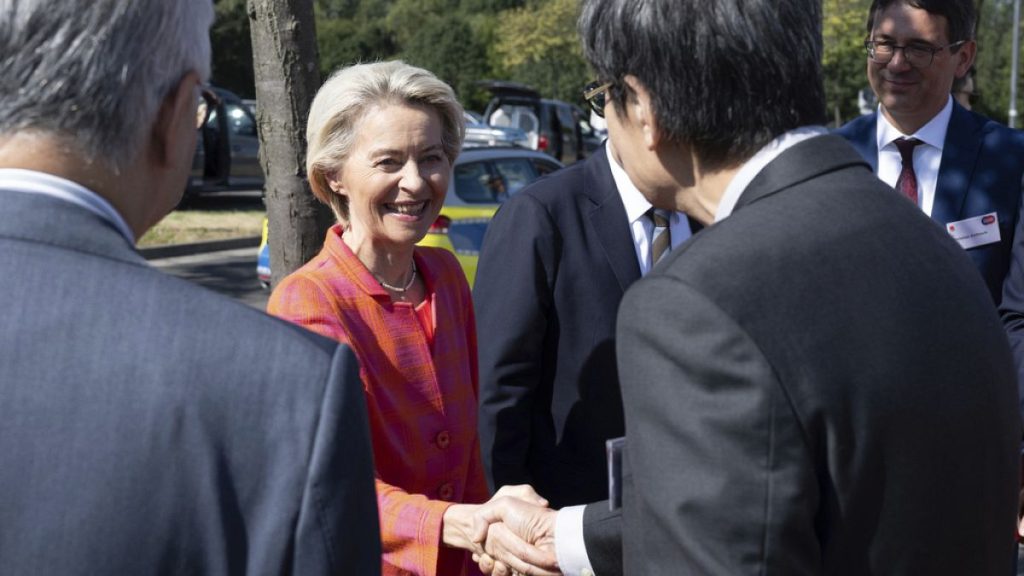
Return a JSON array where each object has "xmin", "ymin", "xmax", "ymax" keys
[
  {"xmin": 584, "ymin": 148, "xmax": 642, "ymax": 291},
  {"xmin": 843, "ymin": 113, "xmax": 880, "ymax": 173},
  {"xmin": 932, "ymin": 103, "xmax": 982, "ymax": 225},
  {"xmin": 734, "ymin": 135, "xmax": 871, "ymax": 213}
]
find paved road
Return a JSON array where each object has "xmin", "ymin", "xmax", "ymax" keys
[{"xmin": 150, "ymin": 247, "xmax": 269, "ymax": 310}]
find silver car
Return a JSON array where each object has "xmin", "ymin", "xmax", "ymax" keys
[{"xmin": 463, "ymin": 112, "xmax": 531, "ymax": 149}]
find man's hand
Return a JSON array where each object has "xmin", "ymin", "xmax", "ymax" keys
[
  {"xmin": 471, "ymin": 492, "xmax": 560, "ymax": 576},
  {"xmin": 442, "ymin": 484, "xmax": 551, "ymax": 556}
]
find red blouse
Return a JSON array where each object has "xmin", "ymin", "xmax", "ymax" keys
[{"xmin": 268, "ymin": 225, "xmax": 488, "ymax": 576}]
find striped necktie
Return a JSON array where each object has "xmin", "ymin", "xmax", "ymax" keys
[{"xmin": 650, "ymin": 208, "xmax": 671, "ymax": 266}]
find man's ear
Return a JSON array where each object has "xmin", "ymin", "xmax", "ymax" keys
[
  {"xmin": 623, "ymin": 75, "xmax": 660, "ymax": 149},
  {"xmin": 149, "ymin": 72, "xmax": 198, "ymax": 168},
  {"xmin": 954, "ymin": 40, "xmax": 976, "ymax": 78}
]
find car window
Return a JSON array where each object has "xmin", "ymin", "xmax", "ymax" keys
[
  {"xmin": 453, "ymin": 161, "xmax": 501, "ymax": 203},
  {"xmin": 556, "ymin": 105, "xmax": 575, "ymax": 132},
  {"xmin": 491, "ymin": 105, "xmax": 538, "ymax": 135},
  {"xmin": 532, "ymin": 159, "xmax": 561, "ymax": 176},
  {"xmin": 492, "ymin": 158, "xmax": 536, "ymax": 198},
  {"xmin": 226, "ymin": 104, "xmax": 257, "ymax": 137}
]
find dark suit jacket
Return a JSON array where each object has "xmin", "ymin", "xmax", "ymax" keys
[
  {"xmin": 584, "ymin": 135, "xmax": 1019, "ymax": 575},
  {"xmin": 475, "ymin": 147, "xmax": 641, "ymax": 507},
  {"xmin": 835, "ymin": 103, "xmax": 1024, "ymax": 305},
  {"xmin": 0, "ymin": 189, "xmax": 381, "ymax": 575}
]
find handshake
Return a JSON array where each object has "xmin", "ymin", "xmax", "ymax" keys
[{"xmin": 443, "ymin": 485, "xmax": 563, "ymax": 576}]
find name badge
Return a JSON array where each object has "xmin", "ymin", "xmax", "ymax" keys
[{"xmin": 946, "ymin": 212, "xmax": 1001, "ymax": 250}]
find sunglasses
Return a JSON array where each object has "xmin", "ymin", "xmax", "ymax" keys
[{"xmin": 583, "ymin": 81, "xmax": 612, "ymax": 118}]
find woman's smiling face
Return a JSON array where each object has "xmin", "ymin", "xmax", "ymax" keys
[{"xmin": 328, "ymin": 102, "xmax": 450, "ymax": 251}]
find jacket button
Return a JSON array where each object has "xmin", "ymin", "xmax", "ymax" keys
[
  {"xmin": 436, "ymin": 430, "xmax": 451, "ymax": 449},
  {"xmin": 439, "ymin": 482, "xmax": 455, "ymax": 500}
]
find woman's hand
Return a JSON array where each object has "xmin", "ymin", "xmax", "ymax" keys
[{"xmin": 440, "ymin": 484, "xmax": 549, "ymax": 553}]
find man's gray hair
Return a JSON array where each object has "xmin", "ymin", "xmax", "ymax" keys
[{"xmin": 0, "ymin": 0, "xmax": 214, "ymax": 170}]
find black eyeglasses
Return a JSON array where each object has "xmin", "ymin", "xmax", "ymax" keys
[
  {"xmin": 196, "ymin": 86, "xmax": 219, "ymax": 130},
  {"xmin": 583, "ymin": 81, "xmax": 612, "ymax": 118},
  {"xmin": 864, "ymin": 39, "xmax": 966, "ymax": 69}
]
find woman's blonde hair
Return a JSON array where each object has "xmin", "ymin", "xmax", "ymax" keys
[{"xmin": 306, "ymin": 60, "xmax": 465, "ymax": 222}]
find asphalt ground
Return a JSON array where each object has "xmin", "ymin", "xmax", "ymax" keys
[
  {"xmin": 148, "ymin": 245, "xmax": 269, "ymax": 310},
  {"xmin": 145, "ymin": 190, "xmax": 268, "ymax": 309}
]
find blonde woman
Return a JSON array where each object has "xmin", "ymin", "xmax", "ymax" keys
[{"xmin": 268, "ymin": 61, "xmax": 552, "ymax": 576}]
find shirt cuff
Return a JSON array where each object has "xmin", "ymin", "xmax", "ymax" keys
[{"xmin": 555, "ymin": 505, "xmax": 594, "ymax": 576}]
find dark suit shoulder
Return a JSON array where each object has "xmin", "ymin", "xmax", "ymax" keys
[
  {"xmin": 128, "ymin": 262, "xmax": 344, "ymax": 384},
  {"xmin": 834, "ymin": 112, "xmax": 876, "ymax": 140},
  {"xmin": 975, "ymin": 111, "xmax": 1024, "ymax": 150},
  {"xmin": 513, "ymin": 157, "xmax": 588, "ymax": 206},
  {"xmin": 507, "ymin": 148, "xmax": 615, "ymax": 211}
]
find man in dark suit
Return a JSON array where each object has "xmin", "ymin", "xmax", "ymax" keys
[
  {"xmin": 834, "ymin": 0, "xmax": 1024, "ymax": 548},
  {"xmin": 835, "ymin": 0, "xmax": 1024, "ymax": 306},
  {"xmin": 0, "ymin": 1, "xmax": 380, "ymax": 574},
  {"xmin": 475, "ymin": 140, "xmax": 692, "ymax": 508},
  {"xmin": 471, "ymin": 0, "xmax": 1020, "ymax": 574}
]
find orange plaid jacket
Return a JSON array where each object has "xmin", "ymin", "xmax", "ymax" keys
[{"xmin": 268, "ymin": 226, "xmax": 488, "ymax": 576}]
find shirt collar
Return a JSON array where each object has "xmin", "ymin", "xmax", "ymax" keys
[
  {"xmin": 0, "ymin": 168, "xmax": 136, "ymax": 244},
  {"xmin": 714, "ymin": 125, "xmax": 829, "ymax": 222},
  {"xmin": 606, "ymin": 143, "xmax": 652, "ymax": 224},
  {"xmin": 876, "ymin": 96, "xmax": 952, "ymax": 151}
]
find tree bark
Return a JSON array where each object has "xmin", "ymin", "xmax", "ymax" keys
[{"xmin": 247, "ymin": 0, "xmax": 333, "ymax": 289}]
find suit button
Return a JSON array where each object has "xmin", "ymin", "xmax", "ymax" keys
[
  {"xmin": 581, "ymin": 570, "xmax": 594, "ymax": 576},
  {"xmin": 436, "ymin": 430, "xmax": 451, "ymax": 449},
  {"xmin": 439, "ymin": 482, "xmax": 455, "ymax": 500}
]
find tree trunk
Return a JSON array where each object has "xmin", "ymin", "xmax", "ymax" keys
[{"xmin": 247, "ymin": 0, "xmax": 333, "ymax": 289}]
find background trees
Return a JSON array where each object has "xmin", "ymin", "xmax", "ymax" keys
[
  {"xmin": 218, "ymin": 0, "xmax": 1023, "ymax": 128},
  {"xmin": 237, "ymin": 0, "xmax": 1022, "ymax": 285}
]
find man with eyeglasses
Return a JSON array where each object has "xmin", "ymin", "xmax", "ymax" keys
[
  {"xmin": 0, "ymin": 1, "xmax": 380, "ymax": 573},
  {"xmin": 468, "ymin": 0, "xmax": 1019, "ymax": 574},
  {"xmin": 475, "ymin": 76, "xmax": 696, "ymax": 511},
  {"xmin": 839, "ymin": 1, "xmax": 1024, "ymax": 556},
  {"xmin": 837, "ymin": 0, "xmax": 1024, "ymax": 308}
]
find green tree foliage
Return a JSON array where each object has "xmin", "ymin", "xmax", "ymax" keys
[
  {"xmin": 823, "ymin": 0, "xmax": 871, "ymax": 126},
  {"xmin": 211, "ymin": 0, "xmax": 256, "ymax": 98},
  {"xmin": 491, "ymin": 0, "xmax": 589, "ymax": 104},
  {"xmin": 401, "ymin": 14, "xmax": 492, "ymax": 110},
  {"xmin": 459, "ymin": 0, "xmax": 526, "ymax": 11},
  {"xmin": 317, "ymin": 17, "xmax": 397, "ymax": 75},
  {"xmin": 223, "ymin": 0, "xmax": 1022, "ymax": 128},
  {"xmin": 974, "ymin": 0, "xmax": 1014, "ymax": 122}
]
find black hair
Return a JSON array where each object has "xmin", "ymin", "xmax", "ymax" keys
[
  {"xmin": 578, "ymin": 0, "xmax": 827, "ymax": 170},
  {"xmin": 867, "ymin": 0, "xmax": 976, "ymax": 43}
]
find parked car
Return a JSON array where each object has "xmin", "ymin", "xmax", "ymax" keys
[
  {"xmin": 573, "ymin": 104, "xmax": 607, "ymax": 156},
  {"xmin": 186, "ymin": 87, "xmax": 263, "ymax": 201},
  {"xmin": 463, "ymin": 112, "xmax": 531, "ymax": 149},
  {"xmin": 480, "ymin": 81, "xmax": 586, "ymax": 164},
  {"xmin": 257, "ymin": 147, "xmax": 563, "ymax": 288}
]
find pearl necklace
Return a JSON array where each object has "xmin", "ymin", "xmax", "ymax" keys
[{"xmin": 377, "ymin": 260, "xmax": 417, "ymax": 293}]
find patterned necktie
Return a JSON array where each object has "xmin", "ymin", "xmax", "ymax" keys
[
  {"xmin": 894, "ymin": 137, "xmax": 923, "ymax": 205},
  {"xmin": 650, "ymin": 208, "xmax": 671, "ymax": 266}
]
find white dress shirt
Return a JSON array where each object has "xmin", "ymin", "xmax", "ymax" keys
[
  {"xmin": 0, "ymin": 168, "xmax": 135, "ymax": 244},
  {"xmin": 874, "ymin": 97, "xmax": 952, "ymax": 217},
  {"xmin": 555, "ymin": 125, "xmax": 829, "ymax": 576},
  {"xmin": 606, "ymin": 143, "xmax": 691, "ymax": 275},
  {"xmin": 715, "ymin": 126, "xmax": 829, "ymax": 221}
]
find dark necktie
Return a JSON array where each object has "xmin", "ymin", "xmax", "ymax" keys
[
  {"xmin": 650, "ymin": 208, "xmax": 671, "ymax": 266},
  {"xmin": 894, "ymin": 137, "xmax": 923, "ymax": 205}
]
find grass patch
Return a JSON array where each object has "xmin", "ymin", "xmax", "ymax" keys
[{"xmin": 139, "ymin": 209, "xmax": 264, "ymax": 247}]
